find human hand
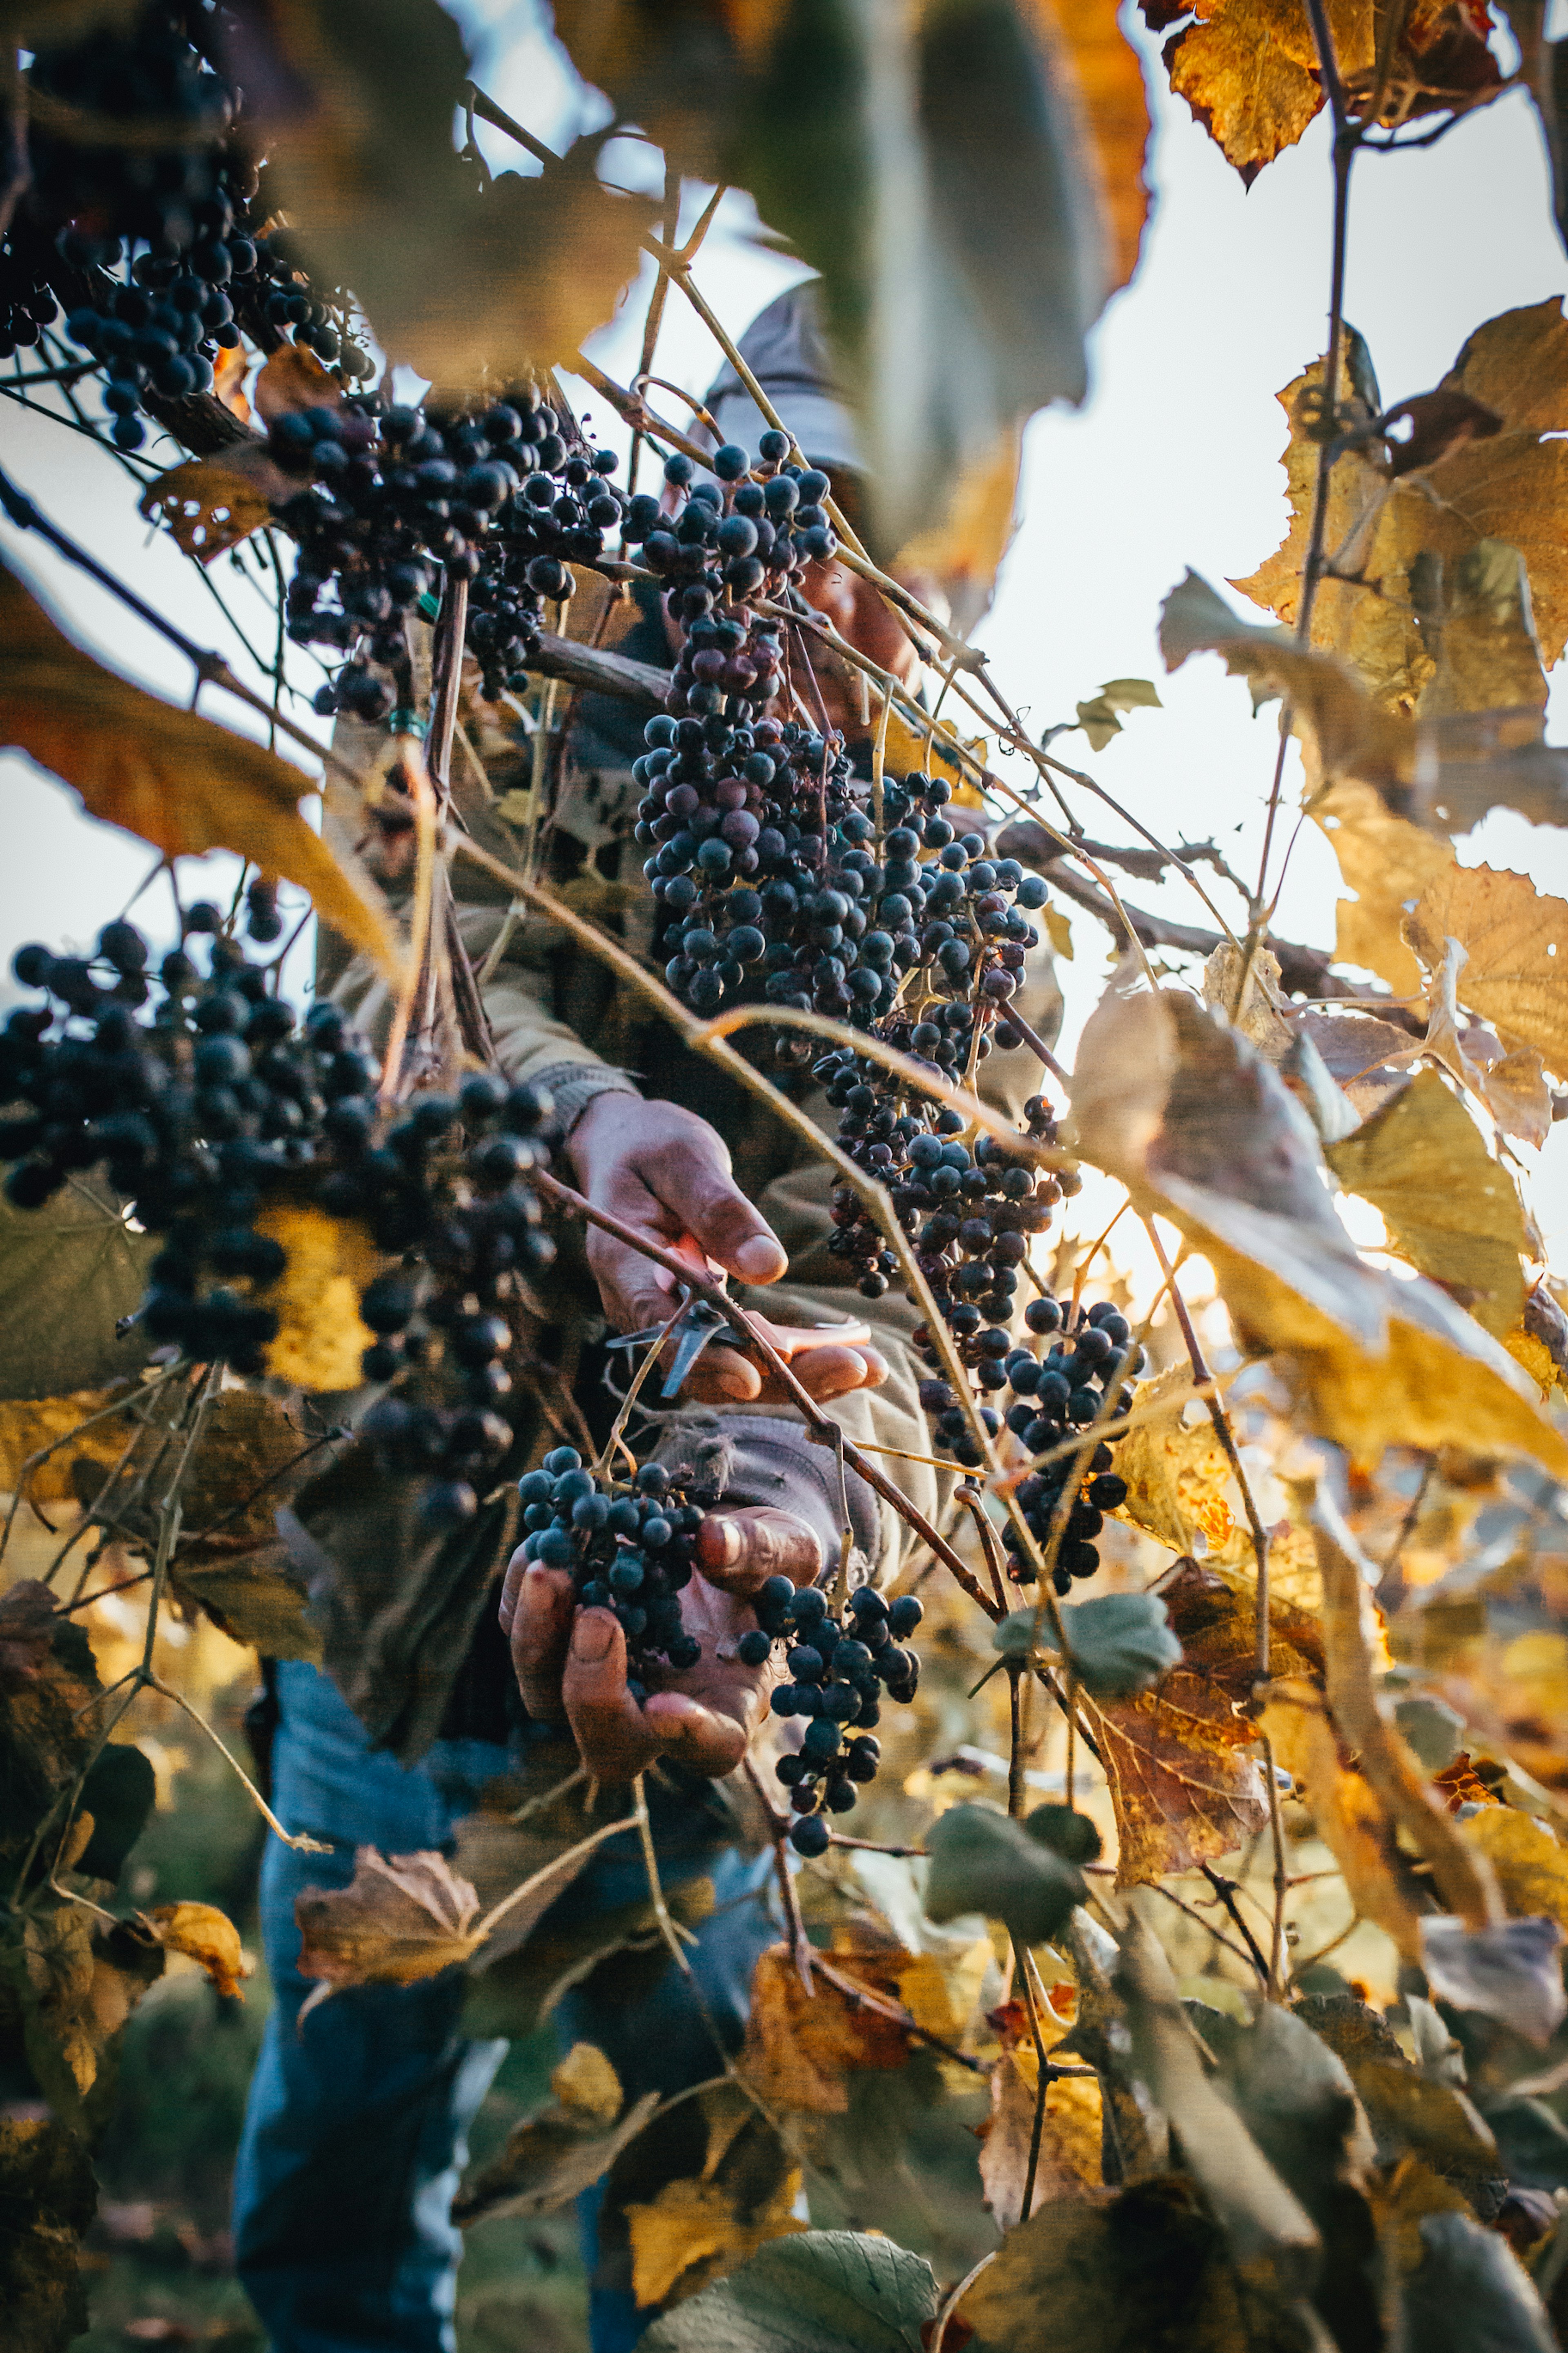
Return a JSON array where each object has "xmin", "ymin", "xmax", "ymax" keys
[
  {"xmin": 499, "ymin": 1503, "xmax": 822, "ymax": 1780},
  {"xmin": 568, "ymin": 1093, "xmax": 887, "ymax": 1405}
]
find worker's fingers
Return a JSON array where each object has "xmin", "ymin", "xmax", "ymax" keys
[
  {"xmin": 640, "ymin": 1688, "xmax": 749, "ymax": 1778},
  {"xmin": 646, "ymin": 1131, "xmax": 786, "ymax": 1289},
  {"xmin": 559, "ymin": 1607, "xmax": 662, "ymax": 1780},
  {"xmin": 695, "ymin": 1505, "xmax": 824, "ymax": 1599},
  {"xmin": 763, "ymin": 1342, "xmax": 889, "ymax": 1403},
  {"xmin": 506, "ymin": 1561, "xmax": 576, "ymax": 1722},
  {"xmin": 679, "ymin": 1342, "xmax": 764, "ymax": 1403}
]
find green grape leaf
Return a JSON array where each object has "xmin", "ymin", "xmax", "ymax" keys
[
  {"xmin": 993, "ymin": 1592, "xmax": 1181, "ymax": 1698},
  {"xmin": 924, "ymin": 1803, "xmax": 1085, "ymax": 1945},
  {"xmin": 640, "ymin": 2227, "xmax": 935, "ymax": 2353}
]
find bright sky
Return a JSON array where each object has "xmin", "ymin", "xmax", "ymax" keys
[{"xmin": 2, "ymin": 1, "xmax": 1565, "ymax": 1267}]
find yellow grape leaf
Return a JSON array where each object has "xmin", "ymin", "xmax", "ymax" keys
[
  {"xmin": 1325, "ymin": 1069, "xmax": 1526, "ymax": 1338},
  {"xmin": 1236, "ymin": 302, "xmax": 1568, "ymax": 716},
  {"xmin": 881, "ymin": 704, "xmax": 984, "ymax": 795},
  {"xmin": 1045, "ymin": 905, "xmax": 1074, "ymax": 961},
  {"xmin": 1068, "ymin": 968, "xmax": 1568, "ymax": 1476},
  {"xmin": 0, "ymin": 560, "xmax": 403, "ymax": 981},
  {"xmin": 0, "ymin": 1388, "xmax": 132, "ymax": 1506},
  {"xmin": 147, "ymin": 1901, "xmax": 250, "ymax": 2001},
  {"xmin": 1165, "ymin": 0, "xmax": 1331, "ymax": 185},
  {"xmin": 626, "ymin": 2082, "xmax": 804, "ymax": 2311},
  {"xmin": 1404, "ymin": 865, "xmax": 1568, "ymax": 1080},
  {"xmin": 256, "ymin": 1204, "xmax": 379, "ymax": 1392},
  {"xmin": 140, "ymin": 439, "xmax": 299, "ymax": 562},
  {"xmin": 1461, "ymin": 1808, "xmax": 1568, "ymax": 1930},
  {"xmin": 1314, "ymin": 779, "xmax": 1456, "ymax": 997},
  {"xmin": 295, "ymin": 1847, "xmax": 483, "ymax": 1987},
  {"xmin": 453, "ymin": 2087, "xmax": 660, "ymax": 2228},
  {"xmin": 552, "ymin": 2040, "xmax": 623, "ymax": 2124},
  {"xmin": 210, "ymin": 340, "xmax": 252, "ymax": 427}
]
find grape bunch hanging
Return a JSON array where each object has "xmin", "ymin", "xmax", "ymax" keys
[
  {"xmin": 2, "ymin": 3, "xmax": 372, "ymax": 446},
  {"xmin": 746, "ymin": 1578, "xmax": 922, "ymax": 1855},
  {"xmin": 2, "ymin": 916, "xmax": 553, "ymax": 1526},
  {"xmin": 272, "ymin": 386, "xmax": 626, "ymax": 723},
  {"xmin": 512, "ymin": 1449, "xmax": 704, "ymax": 1698}
]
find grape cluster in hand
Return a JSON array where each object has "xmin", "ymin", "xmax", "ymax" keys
[
  {"xmin": 514, "ymin": 1450, "xmax": 704, "ymax": 1697},
  {"xmin": 274, "ymin": 388, "xmax": 624, "ymax": 721},
  {"xmin": 744, "ymin": 1579, "xmax": 922, "ymax": 1855}
]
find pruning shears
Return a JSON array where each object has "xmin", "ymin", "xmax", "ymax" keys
[{"xmin": 604, "ymin": 1234, "xmax": 873, "ymax": 1400}]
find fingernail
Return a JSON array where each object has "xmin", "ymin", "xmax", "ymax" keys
[
  {"xmin": 735, "ymin": 1235, "xmax": 785, "ymax": 1282},
  {"xmin": 717, "ymin": 1370, "xmax": 752, "ymax": 1400},
  {"xmin": 710, "ymin": 1518, "xmax": 742, "ymax": 1569},
  {"xmin": 572, "ymin": 1611, "xmax": 614, "ymax": 1662}
]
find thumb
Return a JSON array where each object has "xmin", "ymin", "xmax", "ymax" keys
[
  {"xmin": 677, "ymin": 1165, "xmax": 787, "ymax": 1289},
  {"xmin": 695, "ymin": 1506, "xmax": 824, "ymax": 1599}
]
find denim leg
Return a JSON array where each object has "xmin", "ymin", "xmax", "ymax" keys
[
  {"xmin": 233, "ymin": 1664, "xmax": 510, "ymax": 2353},
  {"xmin": 555, "ymin": 1842, "xmax": 780, "ymax": 2353}
]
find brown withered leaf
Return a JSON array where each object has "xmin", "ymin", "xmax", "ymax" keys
[
  {"xmin": 740, "ymin": 1943, "xmax": 912, "ymax": 2114},
  {"xmin": 1087, "ymin": 1558, "xmax": 1322, "ymax": 1887},
  {"xmin": 1404, "ymin": 865, "xmax": 1568, "ymax": 1081},
  {"xmin": 295, "ymin": 1847, "xmax": 483, "ymax": 1987},
  {"xmin": 0, "ymin": 1603, "xmax": 103, "ymax": 1872},
  {"xmin": 178, "ymin": 1390, "xmax": 310, "ymax": 1552},
  {"xmin": 1325, "ymin": 1069, "xmax": 1526, "ymax": 1338},
  {"xmin": 1069, "ymin": 969, "xmax": 1568, "ymax": 1477},
  {"xmin": 146, "ymin": 1902, "xmax": 249, "ymax": 2001},
  {"xmin": 451, "ymin": 2089, "xmax": 658, "ymax": 2230},
  {"xmin": 978, "ymin": 2009, "xmax": 1099, "ymax": 2228},
  {"xmin": 1388, "ymin": 1543, "xmax": 1568, "ymax": 1801},
  {"xmin": 963, "ymin": 2172, "xmax": 1278, "ymax": 2353},
  {"xmin": 626, "ymin": 2082, "xmax": 804, "ymax": 2312},
  {"xmin": 140, "ymin": 439, "xmax": 299, "ymax": 563},
  {"xmin": 0, "ymin": 1583, "xmax": 59, "ymax": 1692},
  {"xmin": 1236, "ymin": 302, "xmax": 1568, "ymax": 720},
  {"xmin": 0, "ymin": 559, "xmax": 402, "ymax": 980},
  {"xmin": 0, "ymin": 2114, "xmax": 97, "ymax": 2353},
  {"xmin": 1164, "ymin": 0, "xmax": 1334, "ymax": 186},
  {"xmin": 2, "ymin": 1902, "xmax": 163, "ymax": 2126},
  {"xmin": 1292, "ymin": 1009, "xmax": 1419, "ymax": 1113}
]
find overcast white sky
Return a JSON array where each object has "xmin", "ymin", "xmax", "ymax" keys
[{"xmin": 2, "ymin": 2, "xmax": 1564, "ymax": 1259}]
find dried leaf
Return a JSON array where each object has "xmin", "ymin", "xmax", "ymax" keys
[
  {"xmin": 1263, "ymin": 1676, "xmax": 1426, "ymax": 1955},
  {"xmin": 140, "ymin": 439, "xmax": 301, "ymax": 562},
  {"xmin": 254, "ymin": 1204, "xmax": 379, "ymax": 1391},
  {"xmin": 1325, "ymin": 1070, "xmax": 1526, "ymax": 1338},
  {"xmin": 1462, "ymin": 1809, "xmax": 1568, "ymax": 1931},
  {"xmin": 145, "ymin": 1902, "xmax": 250, "ymax": 2001},
  {"xmin": 453, "ymin": 2082, "xmax": 659, "ymax": 2228},
  {"xmin": 0, "ymin": 2115, "xmax": 97, "ymax": 2353},
  {"xmin": 0, "ymin": 1583, "xmax": 61, "ymax": 1693},
  {"xmin": 1314, "ymin": 778, "xmax": 1458, "ymax": 997},
  {"xmin": 891, "ymin": 429, "xmax": 1021, "ymax": 638},
  {"xmin": 0, "ymin": 1602, "xmax": 103, "ymax": 1872},
  {"xmin": 553, "ymin": 2039, "xmax": 624, "ymax": 2123},
  {"xmin": 1404, "ymin": 865, "xmax": 1568, "ymax": 1081},
  {"xmin": 294, "ymin": 1847, "xmax": 483, "ymax": 1987},
  {"xmin": 0, "ymin": 1175, "xmax": 154, "ymax": 1404},
  {"xmin": 1069, "ymin": 969, "xmax": 1568, "ymax": 1477},
  {"xmin": 0, "ymin": 1389, "xmax": 141, "ymax": 1510},
  {"xmin": 1236, "ymin": 303, "xmax": 1568, "ymax": 723},
  {"xmin": 639, "ymin": 2228, "xmax": 935, "ymax": 2353},
  {"xmin": 628, "ymin": 2082, "xmax": 805, "ymax": 2310},
  {"xmin": 1481, "ymin": 1051, "xmax": 1553, "ymax": 1151},
  {"xmin": 740, "ymin": 1943, "xmax": 912, "ymax": 2114},
  {"xmin": 0, "ymin": 559, "xmax": 402, "ymax": 981},
  {"xmin": 978, "ymin": 2042, "xmax": 1095, "ymax": 2227}
]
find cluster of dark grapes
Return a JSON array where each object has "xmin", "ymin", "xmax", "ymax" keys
[
  {"xmin": 269, "ymin": 388, "xmax": 623, "ymax": 721},
  {"xmin": 1, "ymin": 920, "xmax": 553, "ymax": 1523},
  {"xmin": 998, "ymin": 1298, "xmax": 1139, "ymax": 1595},
  {"xmin": 742, "ymin": 1579, "xmax": 922, "ymax": 1855},
  {"xmin": 512, "ymin": 1449, "xmax": 704, "ymax": 1697},
  {"xmin": 624, "ymin": 437, "xmax": 836, "ymax": 611},
  {"xmin": 2, "ymin": 6, "xmax": 368, "ymax": 445}
]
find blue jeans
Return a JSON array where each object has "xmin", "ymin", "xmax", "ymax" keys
[{"xmin": 234, "ymin": 1661, "xmax": 776, "ymax": 2353}]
